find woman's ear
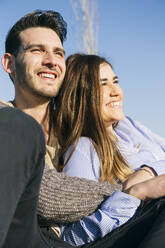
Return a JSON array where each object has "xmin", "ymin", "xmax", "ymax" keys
[{"xmin": 1, "ymin": 53, "xmax": 15, "ymax": 75}]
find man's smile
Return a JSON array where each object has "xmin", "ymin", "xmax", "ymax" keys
[{"xmin": 37, "ymin": 71, "xmax": 57, "ymax": 79}]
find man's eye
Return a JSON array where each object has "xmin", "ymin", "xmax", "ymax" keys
[
  {"xmin": 31, "ymin": 49, "xmax": 42, "ymax": 53},
  {"xmin": 55, "ymin": 51, "xmax": 64, "ymax": 57}
]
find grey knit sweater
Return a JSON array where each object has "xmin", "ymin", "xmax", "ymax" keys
[
  {"xmin": 39, "ymin": 164, "xmax": 121, "ymax": 224},
  {"xmin": 0, "ymin": 101, "xmax": 122, "ymax": 225}
]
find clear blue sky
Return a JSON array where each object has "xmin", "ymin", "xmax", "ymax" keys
[{"xmin": 0, "ymin": 0, "xmax": 164, "ymax": 137}]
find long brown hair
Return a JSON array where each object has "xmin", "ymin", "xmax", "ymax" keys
[{"xmin": 55, "ymin": 54, "xmax": 133, "ymax": 183}]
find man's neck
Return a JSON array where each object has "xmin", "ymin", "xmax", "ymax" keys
[{"xmin": 13, "ymin": 95, "xmax": 52, "ymax": 144}]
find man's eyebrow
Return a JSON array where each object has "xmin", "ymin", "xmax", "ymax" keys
[
  {"xmin": 23, "ymin": 44, "xmax": 43, "ymax": 51},
  {"xmin": 55, "ymin": 47, "xmax": 66, "ymax": 55},
  {"xmin": 23, "ymin": 44, "xmax": 65, "ymax": 55}
]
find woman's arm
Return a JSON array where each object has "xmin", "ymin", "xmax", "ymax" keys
[
  {"xmin": 116, "ymin": 116, "xmax": 165, "ymax": 176},
  {"xmin": 60, "ymin": 137, "xmax": 140, "ymax": 245},
  {"xmin": 61, "ymin": 190, "xmax": 140, "ymax": 246}
]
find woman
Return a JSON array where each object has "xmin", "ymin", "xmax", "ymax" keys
[
  {"xmin": 56, "ymin": 54, "xmax": 134, "ymax": 183},
  {"xmin": 55, "ymin": 54, "xmax": 165, "ymax": 247}
]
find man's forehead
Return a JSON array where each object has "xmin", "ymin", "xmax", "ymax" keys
[{"xmin": 19, "ymin": 27, "xmax": 63, "ymax": 48}]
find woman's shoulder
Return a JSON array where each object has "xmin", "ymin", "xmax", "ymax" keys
[
  {"xmin": 64, "ymin": 137, "xmax": 100, "ymax": 180},
  {"xmin": 77, "ymin": 136, "xmax": 94, "ymax": 146},
  {"xmin": 75, "ymin": 137, "xmax": 96, "ymax": 156}
]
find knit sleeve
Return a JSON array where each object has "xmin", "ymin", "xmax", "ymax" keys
[{"xmin": 38, "ymin": 164, "xmax": 122, "ymax": 224}]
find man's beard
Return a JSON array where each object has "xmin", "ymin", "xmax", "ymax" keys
[
  {"xmin": 21, "ymin": 80, "xmax": 53, "ymax": 100},
  {"xmin": 15, "ymin": 71, "xmax": 53, "ymax": 100}
]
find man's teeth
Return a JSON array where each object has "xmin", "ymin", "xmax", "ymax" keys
[{"xmin": 40, "ymin": 73, "xmax": 56, "ymax": 79}]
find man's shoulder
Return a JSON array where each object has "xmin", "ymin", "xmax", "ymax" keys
[{"xmin": 0, "ymin": 100, "xmax": 14, "ymax": 109}]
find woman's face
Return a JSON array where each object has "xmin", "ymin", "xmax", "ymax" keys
[{"xmin": 100, "ymin": 63, "xmax": 124, "ymax": 126}]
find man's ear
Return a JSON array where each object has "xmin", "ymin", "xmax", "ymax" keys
[{"xmin": 1, "ymin": 53, "xmax": 15, "ymax": 75}]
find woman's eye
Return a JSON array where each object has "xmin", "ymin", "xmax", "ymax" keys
[
  {"xmin": 113, "ymin": 80, "xmax": 119, "ymax": 84},
  {"xmin": 101, "ymin": 82, "xmax": 107, "ymax": 86}
]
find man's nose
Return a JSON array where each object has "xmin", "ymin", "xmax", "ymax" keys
[{"xmin": 42, "ymin": 52, "xmax": 57, "ymax": 67}]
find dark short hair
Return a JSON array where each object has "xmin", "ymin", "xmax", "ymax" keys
[{"xmin": 5, "ymin": 10, "xmax": 67, "ymax": 56}]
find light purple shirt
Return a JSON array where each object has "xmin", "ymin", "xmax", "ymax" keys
[{"xmin": 60, "ymin": 116, "xmax": 165, "ymax": 246}]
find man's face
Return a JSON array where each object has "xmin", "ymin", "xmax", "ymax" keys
[{"xmin": 12, "ymin": 27, "xmax": 66, "ymax": 99}]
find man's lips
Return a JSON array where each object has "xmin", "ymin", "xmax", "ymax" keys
[{"xmin": 37, "ymin": 71, "xmax": 57, "ymax": 79}]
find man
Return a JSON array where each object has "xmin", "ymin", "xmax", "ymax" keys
[
  {"xmin": 1, "ymin": 9, "xmax": 119, "ymax": 222},
  {"xmin": 0, "ymin": 107, "xmax": 48, "ymax": 248},
  {"xmin": 1, "ymin": 10, "xmax": 165, "ymax": 248},
  {"xmin": 0, "ymin": 10, "xmax": 118, "ymax": 247}
]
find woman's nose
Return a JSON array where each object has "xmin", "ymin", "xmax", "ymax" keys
[{"xmin": 109, "ymin": 84, "xmax": 120, "ymax": 96}]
